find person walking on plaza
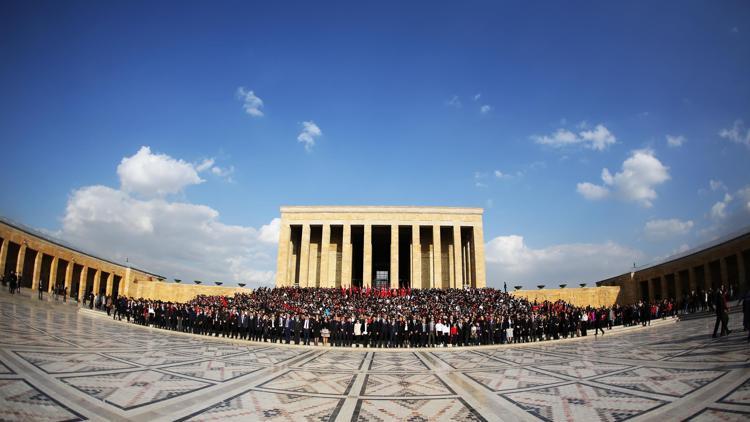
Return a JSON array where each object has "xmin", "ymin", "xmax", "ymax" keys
[{"xmin": 713, "ymin": 286, "xmax": 731, "ymax": 338}]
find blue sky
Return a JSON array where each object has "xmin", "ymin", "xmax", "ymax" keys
[{"xmin": 1, "ymin": 1, "xmax": 749, "ymax": 288}]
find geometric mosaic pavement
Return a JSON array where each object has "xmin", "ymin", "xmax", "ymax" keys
[{"xmin": 0, "ymin": 292, "xmax": 748, "ymax": 421}]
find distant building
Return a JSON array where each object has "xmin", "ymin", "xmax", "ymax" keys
[{"xmin": 276, "ymin": 206, "xmax": 486, "ymax": 289}]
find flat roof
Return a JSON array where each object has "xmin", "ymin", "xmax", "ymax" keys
[{"xmin": 281, "ymin": 205, "xmax": 484, "ymax": 215}]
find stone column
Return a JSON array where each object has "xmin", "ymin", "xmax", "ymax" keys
[
  {"xmin": 363, "ymin": 224, "xmax": 372, "ymax": 288},
  {"xmin": 105, "ymin": 272, "xmax": 114, "ymax": 296},
  {"xmin": 342, "ymin": 223, "xmax": 352, "ymax": 288},
  {"xmin": 432, "ymin": 225, "xmax": 442, "ymax": 289},
  {"xmin": 92, "ymin": 269, "xmax": 101, "ymax": 295},
  {"xmin": 48, "ymin": 256, "xmax": 58, "ymax": 293},
  {"xmin": 31, "ymin": 252, "xmax": 42, "ymax": 293},
  {"xmin": 298, "ymin": 224, "xmax": 311, "ymax": 288},
  {"xmin": 64, "ymin": 261, "xmax": 73, "ymax": 298},
  {"xmin": 660, "ymin": 275, "xmax": 668, "ymax": 300},
  {"xmin": 276, "ymin": 223, "xmax": 291, "ymax": 287},
  {"xmin": 452, "ymin": 225, "xmax": 463, "ymax": 289},
  {"xmin": 473, "ymin": 225, "xmax": 486, "ymax": 288},
  {"xmin": 673, "ymin": 273, "xmax": 682, "ymax": 302},
  {"xmin": 78, "ymin": 267, "xmax": 88, "ymax": 302},
  {"xmin": 15, "ymin": 243, "xmax": 27, "ymax": 279},
  {"xmin": 738, "ymin": 252, "xmax": 747, "ymax": 294},
  {"xmin": 0, "ymin": 239, "xmax": 7, "ymax": 275},
  {"xmin": 390, "ymin": 224, "xmax": 399, "ymax": 289},
  {"xmin": 319, "ymin": 224, "xmax": 330, "ymax": 288},
  {"xmin": 411, "ymin": 225, "xmax": 421, "ymax": 289}
]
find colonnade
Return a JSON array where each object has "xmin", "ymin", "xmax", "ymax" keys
[
  {"xmin": 0, "ymin": 221, "xmax": 156, "ymax": 302},
  {"xmin": 277, "ymin": 221, "xmax": 486, "ymax": 289}
]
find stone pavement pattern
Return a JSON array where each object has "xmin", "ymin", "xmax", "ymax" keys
[{"xmin": 0, "ymin": 294, "xmax": 748, "ymax": 421}]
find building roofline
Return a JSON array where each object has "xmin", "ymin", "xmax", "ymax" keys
[
  {"xmin": 280, "ymin": 205, "xmax": 484, "ymax": 215},
  {"xmin": 0, "ymin": 216, "xmax": 164, "ymax": 279}
]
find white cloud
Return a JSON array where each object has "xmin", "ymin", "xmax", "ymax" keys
[
  {"xmin": 195, "ymin": 158, "xmax": 215, "ymax": 172},
  {"xmin": 57, "ymin": 148, "xmax": 277, "ymax": 286},
  {"xmin": 445, "ymin": 95, "xmax": 461, "ymax": 108},
  {"xmin": 117, "ymin": 146, "xmax": 204, "ymax": 198},
  {"xmin": 494, "ymin": 170, "xmax": 512, "ymax": 179},
  {"xmin": 236, "ymin": 87, "xmax": 264, "ymax": 117},
  {"xmin": 666, "ymin": 134, "xmax": 685, "ymax": 148},
  {"xmin": 579, "ymin": 125, "xmax": 617, "ymax": 151},
  {"xmin": 711, "ymin": 201, "xmax": 728, "ymax": 220},
  {"xmin": 719, "ymin": 119, "xmax": 750, "ymax": 147},
  {"xmin": 210, "ymin": 165, "xmax": 235, "ymax": 182},
  {"xmin": 258, "ymin": 218, "xmax": 281, "ymax": 243},
  {"xmin": 532, "ymin": 124, "xmax": 616, "ymax": 151},
  {"xmin": 710, "ymin": 179, "xmax": 727, "ymax": 191},
  {"xmin": 644, "ymin": 218, "xmax": 694, "ymax": 240},
  {"xmin": 485, "ymin": 235, "xmax": 643, "ymax": 287},
  {"xmin": 297, "ymin": 121, "xmax": 322, "ymax": 152},
  {"xmin": 576, "ymin": 182, "xmax": 610, "ymax": 200},
  {"xmin": 577, "ymin": 149, "xmax": 670, "ymax": 207},
  {"xmin": 474, "ymin": 171, "xmax": 488, "ymax": 188},
  {"xmin": 480, "ymin": 105, "xmax": 492, "ymax": 115},
  {"xmin": 473, "ymin": 93, "xmax": 481, "ymax": 101}
]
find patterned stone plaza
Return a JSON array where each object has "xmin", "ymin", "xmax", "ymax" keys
[{"xmin": 0, "ymin": 293, "xmax": 748, "ymax": 421}]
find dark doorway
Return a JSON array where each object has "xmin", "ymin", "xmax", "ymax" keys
[
  {"xmin": 665, "ymin": 274, "xmax": 676, "ymax": 300},
  {"xmin": 20, "ymin": 248, "xmax": 37, "ymax": 288},
  {"xmin": 640, "ymin": 280, "xmax": 649, "ymax": 302},
  {"xmin": 708, "ymin": 260, "xmax": 721, "ymax": 290},
  {"xmin": 3, "ymin": 241, "xmax": 20, "ymax": 277},
  {"xmin": 371, "ymin": 226, "xmax": 391, "ymax": 288},
  {"xmin": 398, "ymin": 226, "xmax": 411, "ymax": 288},
  {"xmin": 112, "ymin": 275, "xmax": 122, "ymax": 300},
  {"xmin": 351, "ymin": 226, "xmax": 363, "ymax": 288},
  {"xmin": 99, "ymin": 271, "xmax": 109, "ymax": 295},
  {"xmin": 71, "ymin": 264, "xmax": 83, "ymax": 299},
  {"xmin": 40, "ymin": 254, "xmax": 52, "ymax": 291}
]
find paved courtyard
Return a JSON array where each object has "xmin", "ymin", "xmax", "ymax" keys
[{"xmin": 0, "ymin": 293, "xmax": 748, "ymax": 421}]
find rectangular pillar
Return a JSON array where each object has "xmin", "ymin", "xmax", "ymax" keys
[
  {"xmin": 432, "ymin": 225, "xmax": 442, "ymax": 289},
  {"xmin": 31, "ymin": 252, "xmax": 42, "ymax": 292},
  {"xmin": 342, "ymin": 223, "xmax": 352, "ymax": 288},
  {"xmin": 473, "ymin": 225, "xmax": 486, "ymax": 288},
  {"xmin": 390, "ymin": 224, "xmax": 399, "ymax": 289},
  {"xmin": 453, "ymin": 225, "xmax": 463, "ymax": 289},
  {"xmin": 661, "ymin": 275, "xmax": 668, "ymax": 300},
  {"xmin": 78, "ymin": 267, "xmax": 88, "ymax": 302},
  {"xmin": 105, "ymin": 272, "xmax": 114, "ymax": 296},
  {"xmin": 720, "ymin": 257, "xmax": 728, "ymax": 288},
  {"xmin": 411, "ymin": 225, "xmax": 421, "ymax": 289},
  {"xmin": 298, "ymin": 224, "xmax": 311, "ymax": 288},
  {"xmin": 48, "ymin": 257, "xmax": 58, "ymax": 293},
  {"xmin": 319, "ymin": 224, "xmax": 330, "ymax": 288},
  {"xmin": 64, "ymin": 261, "xmax": 73, "ymax": 293},
  {"xmin": 92, "ymin": 269, "xmax": 101, "ymax": 296},
  {"xmin": 15, "ymin": 244, "xmax": 27, "ymax": 278},
  {"xmin": 276, "ymin": 223, "xmax": 291, "ymax": 287},
  {"xmin": 0, "ymin": 239, "xmax": 7, "ymax": 276},
  {"xmin": 466, "ymin": 239, "xmax": 474, "ymax": 287},
  {"xmin": 363, "ymin": 224, "xmax": 372, "ymax": 288}
]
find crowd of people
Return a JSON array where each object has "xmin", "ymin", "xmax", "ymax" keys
[{"xmin": 98, "ymin": 287, "xmax": 693, "ymax": 348}]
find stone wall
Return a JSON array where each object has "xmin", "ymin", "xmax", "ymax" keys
[
  {"xmin": 127, "ymin": 281, "xmax": 250, "ymax": 303},
  {"xmin": 510, "ymin": 286, "xmax": 621, "ymax": 308}
]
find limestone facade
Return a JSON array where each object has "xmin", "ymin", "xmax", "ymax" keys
[
  {"xmin": 598, "ymin": 230, "xmax": 750, "ymax": 304},
  {"xmin": 0, "ymin": 219, "xmax": 246, "ymax": 302},
  {"xmin": 275, "ymin": 206, "xmax": 486, "ymax": 289}
]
